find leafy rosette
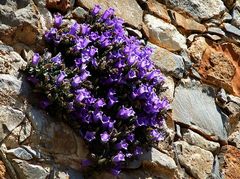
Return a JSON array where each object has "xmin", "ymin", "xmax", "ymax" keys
[{"xmin": 26, "ymin": 5, "xmax": 169, "ymax": 175}]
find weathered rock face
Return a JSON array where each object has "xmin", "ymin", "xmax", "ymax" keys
[
  {"xmin": 219, "ymin": 145, "xmax": 240, "ymax": 179},
  {"xmin": 165, "ymin": 0, "xmax": 226, "ymax": 21},
  {"xmin": 144, "ymin": 14, "xmax": 187, "ymax": 52},
  {"xmin": 76, "ymin": 0, "xmax": 143, "ymax": 28},
  {"xmin": 188, "ymin": 37, "xmax": 240, "ymax": 96},
  {"xmin": 172, "ymin": 79, "xmax": 228, "ymax": 141},
  {"xmin": 174, "ymin": 141, "xmax": 214, "ymax": 179},
  {"xmin": 0, "ymin": 0, "xmax": 240, "ymax": 178}
]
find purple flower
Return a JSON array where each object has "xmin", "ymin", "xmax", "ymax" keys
[
  {"xmin": 116, "ymin": 140, "xmax": 128, "ymax": 150},
  {"xmin": 111, "ymin": 168, "xmax": 121, "ymax": 176},
  {"xmin": 54, "ymin": 13, "xmax": 62, "ymax": 28},
  {"xmin": 74, "ymin": 38, "xmax": 91, "ymax": 51},
  {"xmin": 134, "ymin": 146, "xmax": 143, "ymax": 156},
  {"xmin": 127, "ymin": 133, "xmax": 135, "ymax": 142},
  {"xmin": 101, "ymin": 8, "xmax": 115, "ymax": 20},
  {"xmin": 32, "ymin": 53, "xmax": 40, "ymax": 66},
  {"xmin": 90, "ymin": 32, "xmax": 99, "ymax": 41},
  {"xmin": 93, "ymin": 110, "xmax": 103, "ymax": 122},
  {"xmin": 69, "ymin": 22, "xmax": 80, "ymax": 35},
  {"xmin": 92, "ymin": 5, "xmax": 101, "ymax": 15},
  {"xmin": 94, "ymin": 99, "xmax": 106, "ymax": 108},
  {"xmin": 80, "ymin": 24, "xmax": 91, "ymax": 35},
  {"xmin": 112, "ymin": 151, "xmax": 125, "ymax": 163},
  {"xmin": 146, "ymin": 69, "xmax": 161, "ymax": 81},
  {"xmin": 100, "ymin": 131, "xmax": 110, "ymax": 143},
  {"xmin": 45, "ymin": 28, "xmax": 57, "ymax": 41},
  {"xmin": 27, "ymin": 75, "xmax": 39, "ymax": 85},
  {"xmin": 87, "ymin": 46, "xmax": 98, "ymax": 57},
  {"xmin": 127, "ymin": 70, "xmax": 136, "ymax": 79},
  {"xmin": 51, "ymin": 53, "xmax": 62, "ymax": 65},
  {"xmin": 84, "ymin": 131, "xmax": 96, "ymax": 142},
  {"xmin": 117, "ymin": 106, "xmax": 135, "ymax": 119},
  {"xmin": 75, "ymin": 88, "xmax": 90, "ymax": 103},
  {"xmin": 56, "ymin": 71, "xmax": 67, "ymax": 84},
  {"xmin": 150, "ymin": 129, "xmax": 164, "ymax": 141},
  {"xmin": 71, "ymin": 75, "xmax": 82, "ymax": 87}
]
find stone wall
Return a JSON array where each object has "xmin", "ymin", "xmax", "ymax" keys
[{"xmin": 0, "ymin": 0, "xmax": 240, "ymax": 178}]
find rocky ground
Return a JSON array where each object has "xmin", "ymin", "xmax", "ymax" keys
[{"xmin": 0, "ymin": 0, "xmax": 240, "ymax": 178}]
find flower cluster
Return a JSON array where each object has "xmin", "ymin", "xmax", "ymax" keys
[{"xmin": 26, "ymin": 5, "xmax": 169, "ymax": 175}]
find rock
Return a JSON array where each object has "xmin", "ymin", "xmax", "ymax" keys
[
  {"xmin": 222, "ymin": 12, "xmax": 233, "ymax": 22},
  {"xmin": 182, "ymin": 129, "xmax": 220, "ymax": 153},
  {"xmin": 141, "ymin": 148, "xmax": 177, "ymax": 178},
  {"xmin": 77, "ymin": 0, "xmax": 143, "ymax": 28},
  {"xmin": 223, "ymin": 0, "xmax": 236, "ymax": 9},
  {"xmin": 204, "ymin": 34, "xmax": 222, "ymax": 41},
  {"xmin": 165, "ymin": 0, "xmax": 226, "ymax": 21},
  {"xmin": 170, "ymin": 11, "xmax": 206, "ymax": 33},
  {"xmin": 161, "ymin": 76, "xmax": 175, "ymax": 102},
  {"xmin": 219, "ymin": 145, "xmax": 240, "ymax": 179},
  {"xmin": 72, "ymin": 7, "xmax": 88, "ymax": 20},
  {"xmin": 144, "ymin": 14, "xmax": 187, "ymax": 52},
  {"xmin": 27, "ymin": 107, "xmax": 88, "ymax": 170},
  {"xmin": 174, "ymin": 141, "xmax": 214, "ymax": 179},
  {"xmin": 188, "ymin": 37, "xmax": 240, "ymax": 96},
  {"xmin": 0, "ymin": 106, "xmax": 25, "ymax": 143},
  {"xmin": 11, "ymin": 159, "xmax": 48, "ymax": 179},
  {"xmin": 19, "ymin": 119, "xmax": 32, "ymax": 143},
  {"xmin": 126, "ymin": 27, "xmax": 142, "ymax": 39},
  {"xmin": 148, "ymin": 42, "xmax": 185, "ymax": 78},
  {"xmin": 172, "ymin": 79, "xmax": 228, "ymax": 141},
  {"xmin": 0, "ymin": 1, "xmax": 43, "ymax": 49},
  {"xmin": 232, "ymin": 3, "xmax": 240, "ymax": 28},
  {"xmin": 6, "ymin": 147, "xmax": 33, "ymax": 161},
  {"xmin": 228, "ymin": 130, "xmax": 240, "ymax": 149},
  {"xmin": 207, "ymin": 27, "xmax": 226, "ymax": 36},
  {"xmin": 211, "ymin": 155, "xmax": 222, "ymax": 179},
  {"xmin": 4, "ymin": 124, "xmax": 22, "ymax": 149},
  {"xmin": 223, "ymin": 23, "xmax": 240, "ymax": 37},
  {"xmin": 0, "ymin": 44, "xmax": 27, "ymax": 76},
  {"xmin": 146, "ymin": 0, "xmax": 171, "ymax": 22},
  {"xmin": 187, "ymin": 34, "xmax": 198, "ymax": 44},
  {"xmin": 46, "ymin": 0, "xmax": 75, "ymax": 12},
  {"xmin": 0, "ymin": 160, "xmax": 9, "ymax": 179}
]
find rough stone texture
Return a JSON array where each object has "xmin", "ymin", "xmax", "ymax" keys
[
  {"xmin": 144, "ymin": 14, "xmax": 187, "ymax": 52},
  {"xmin": 146, "ymin": 0, "xmax": 171, "ymax": 22},
  {"xmin": 228, "ymin": 122, "xmax": 240, "ymax": 149},
  {"xmin": 223, "ymin": 23, "xmax": 240, "ymax": 37},
  {"xmin": 170, "ymin": 11, "xmax": 206, "ymax": 34},
  {"xmin": 27, "ymin": 107, "xmax": 88, "ymax": 170},
  {"xmin": 141, "ymin": 148, "xmax": 177, "ymax": 178},
  {"xmin": 207, "ymin": 27, "xmax": 226, "ymax": 36},
  {"xmin": 0, "ymin": 44, "xmax": 26, "ymax": 76},
  {"xmin": 11, "ymin": 159, "xmax": 48, "ymax": 179},
  {"xmin": 174, "ymin": 141, "xmax": 214, "ymax": 179},
  {"xmin": 148, "ymin": 42, "xmax": 185, "ymax": 78},
  {"xmin": 182, "ymin": 129, "xmax": 220, "ymax": 153},
  {"xmin": 77, "ymin": 0, "xmax": 143, "ymax": 28},
  {"xmin": 232, "ymin": 3, "xmax": 240, "ymax": 28},
  {"xmin": 6, "ymin": 147, "xmax": 33, "ymax": 161},
  {"xmin": 172, "ymin": 79, "xmax": 228, "ymax": 141},
  {"xmin": 160, "ymin": 76, "xmax": 175, "ymax": 102},
  {"xmin": 165, "ymin": 0, "xmax": 226, "ymax": 21},
  {"xmin": 188, "ymin": 37, "xmax": 240, "ymax": 96},
  {"xmin": 46, "ymin": 0, "xmax": 75, "ymax": 12},
  {"xmin": 0, "ymin": 161, "xmax": 9, "ymax": 179},
  {"xmin": 219, "ymin": 145, "xmax": 240, "ymax": 179},
  {"xmin": 0, "ymin": 106, "xmax": 25, "ymax": 143}
]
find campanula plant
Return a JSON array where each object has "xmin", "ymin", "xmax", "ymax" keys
[{"xmin": 26, "ymin": 5, "xmax": 169, "ymax": 175}]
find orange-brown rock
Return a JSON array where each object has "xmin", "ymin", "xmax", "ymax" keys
[
  {"xmin": 146, "ymin": 0, "xmax": 171, "ymax": 23},
  {"xmin": 46, "ymin": 0, "xmax": 74, "ymax": 12},
  {"xmin": 171, "ymin": 11, "xmax": 206, "ymax": 34},
  {"xmin": 0, "ymin": 160, "xmax": 8, "ymax": 179},
  {"xmin": 188, "ymin": 37, "xmax": 240, "ymax": 96},
  {"xmin": 77, "ymin": 0, "xmax": 143, "ymax": 28},
  {"xmin": 219, "ymin": 145, "xmax": 240, "ymax": 179}
]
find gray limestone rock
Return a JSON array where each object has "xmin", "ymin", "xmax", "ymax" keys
[
  {"xmin": 148, "ymin": 42, "xmax": 185, "ymax": 78},
  {"xmin": 11, "ymin": 159, "xmax": 48, "ymax": 179},
  {"xmin": 174, "ymin": 141, "xmax": 214, "ymax": 179},
  {"xmin": 144, "ymin": 14, "xmax": 187, "ymax": 52},
  {"xmin": 6, "ymin": 147, "xmax": 33, "ymax": 161},
  {"xmin": 165, "ymin": 0, "xmax": 226, "ymax": 21},
  {"xmin": 223, "ymin": 23, "xmax": 240, "ymax": 37},
  {"xmin": 172, "ymin": 79, "xmax": 228, "ymax": 141},
  {"xmin": 0, "ymin": 106, "xmax": 25, "ymax": 143}
]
